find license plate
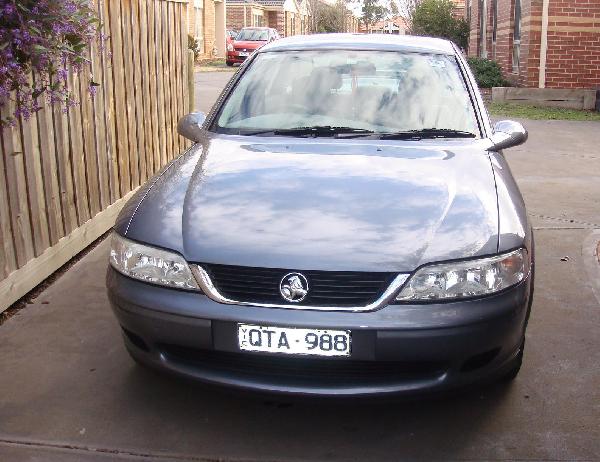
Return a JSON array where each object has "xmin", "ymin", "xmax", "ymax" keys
[
  {"xmin": 238, "ymin": 51, "xmax": 249, "ymax": 57},
  {"xmin": 238, "ymin": 323, "xmax": 351, "ymax": 357}
]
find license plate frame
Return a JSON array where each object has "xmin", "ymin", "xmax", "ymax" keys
[
  {"xmin": 237, "ymin": 323, "xmax": 351, "ymax": 357},
  {"xmin": 238, "ymin": 51, "xmax": 249, "ymax": 57}
]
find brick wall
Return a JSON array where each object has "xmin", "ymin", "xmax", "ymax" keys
[
  {"xmin": 204, "ymin": 0, "xmax": 216, "ymax": 56},
  {"xmin": 226, "ymin": 4, "xmax": 256, "ymax": 31},
  {"xmin": 188, "ymin": 0, "xmax": 218, "ymax": 59},
  {"xmin": 492, "ymin": 0, "xmax": 515, "ymax": 75},
  {"xmin": 187, "ymin": 3, "xmax": 196, "ymax": 35},
  {"xmin": 467, "ymin": 0, "xmax": 600, "ymax": 89},
  {"xmin": 544, "ymin": 0, "xmax": 600, "ymax": 88},
  {"xmin": 227, "ymin": 5, "xmax": 290, "ymax": 36},
  {"xmin": 275, "ymin": 10, "xmax": 285, "ymax": 35}
]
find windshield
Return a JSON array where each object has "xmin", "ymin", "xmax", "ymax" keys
[
  {"xmin": 215, "ymin": 50, "xmax": 479, "ymax": 136},
  {"xmin": 236, "ymin": 29, "xmax": 269, "ymax": 41}
]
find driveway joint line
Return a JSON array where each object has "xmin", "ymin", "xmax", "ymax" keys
[
  {"xmin": 0, "ymin": 438, "xmax": 233, "ymax": 462},
  {"xmin": 1, "ymin": 439, "xmax": 595, "ymax": 462},
  {"xmin": 533, "ymin": 226, "xmax": 597, "ymax": 230},
  {"xmin": 529, "ymin": 212, "xmax": 600, "ymax": 228}
]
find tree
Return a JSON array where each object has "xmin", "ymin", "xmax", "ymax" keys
[
  {"xmin": 410, "ymin": 0, "xmax": 469, "ymax": 50},
  {"xmin": 361, "ymin": 0, "xmax": 389, "ymax": 32},
  {"xmin": 309, "ymin": 0, "xmax": 353, "ymax": 33},
  {"xmin": 397, "ymin": 0, "xmax": 419, "ymax": 29}
]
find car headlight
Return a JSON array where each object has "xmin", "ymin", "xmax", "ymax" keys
[
  {"xmin": 395, "ymin": 248, "xmax": 529, "ymax": 302},
  {"xmin": 109, "ymin": 233, "xmax": 199, "ymax": 290},
  {"xmin": 227, "ymin": 43, "xmax": 234, "ymax": 51}
]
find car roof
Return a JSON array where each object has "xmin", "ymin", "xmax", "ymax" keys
[
  {"xmin": 240, "ymin": 27, "xmax": 272, "ymax": 31},
  {"xmin": 261, "ymin": 33, "xmax": 457, "ymax": 55}
]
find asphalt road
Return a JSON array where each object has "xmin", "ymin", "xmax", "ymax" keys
[{"xmin": 0, "ymin": 71, "xmax": 599, "ymax": 461}]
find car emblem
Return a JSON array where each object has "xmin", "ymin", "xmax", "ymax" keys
[{"xmin": 279, "ymin": 273, "xmax": 309, "ymax": 303}]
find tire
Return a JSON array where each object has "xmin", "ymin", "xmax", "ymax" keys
[
  {"xmin": 500, "ymin": 337, "xmax": 525, "ymax": 382},
  {"xmin": 226, "ymin": 61, "xmax": 234, "ymax": 67}
]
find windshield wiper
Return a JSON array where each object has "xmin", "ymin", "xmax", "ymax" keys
[
  {"xmin": 242, "ymin": 126, "xmax": 375, "ymax": 137},
  {"xmin": 376, "ymin": 129, "xmax": 477, "ymax": 140}
]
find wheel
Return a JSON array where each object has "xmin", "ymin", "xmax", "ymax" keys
[
  {"xmin": 500, "ymin": 337, "xmax": 525, "ymax": 382},
  {"xmin": 226, "ymin": 61, "xmax": 234, "ymax": 67}
]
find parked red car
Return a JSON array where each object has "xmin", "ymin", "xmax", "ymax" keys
[
  {"xmin": 226, "ymin": 27, "xmax": 279, "ymax": 66},
  {"xmin": 226, "ymin": 29, "xmax": 238, "ymax": 48}
]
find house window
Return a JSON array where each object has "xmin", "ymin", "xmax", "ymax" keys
[
  {"xmin": 253, "ymin": 13, "xmax": 263, "ymax": 27},
  {"xmin": 491, "ymin": 0, "xmax": 498, "ymax": 57},
  {"xmin": 512, "ymin": 0, "xmax": 522, "ymax": 72},
  {"xmin": 291, "ymin": 14, "xmax": 296, "ymax": 35},
  {"xmin": 478, "ymin": 0, "xmax": 487, "ymax": 58},
  {"xmin": 467, "ymin": 0, "xmax": 472, "ymax": 25}
]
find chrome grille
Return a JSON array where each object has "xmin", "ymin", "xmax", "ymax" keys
[{"xmin": 201, "ymin": 264, "xmax": 396, "ymax": 307}]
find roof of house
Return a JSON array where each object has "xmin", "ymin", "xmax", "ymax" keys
[
  {"xmin": 370, "ymin": 16, "xmax": 410, "ymax": 31},
  {"xmin": 261, "ymin": 33, "xmax": 456, "ymax": 55}
]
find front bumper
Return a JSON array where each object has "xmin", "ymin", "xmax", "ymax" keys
[
  {"xmin": 107, "ymin": 268, "xmax": 532, "ymax": 396},
  {"xmin": 226, "ymin": 51, "xmax": 249, "ymax": 64}
]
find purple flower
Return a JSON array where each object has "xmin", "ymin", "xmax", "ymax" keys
[{"xmin": 0, "ymin": 0, "xmax": 103, "ymax": 128}]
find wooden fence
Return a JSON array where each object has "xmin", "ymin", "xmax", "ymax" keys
[{"xmin": 0, "ymin": 0, "xmax": 192, "ymax": 312}]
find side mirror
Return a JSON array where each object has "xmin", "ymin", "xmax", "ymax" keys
[
  {"xmin": 488, "ymin": 120, "xmax": 528, "ymax": 151},
  {"xmin": 177, "ymin": 112, "xmax": 206, "ymax": 142}
]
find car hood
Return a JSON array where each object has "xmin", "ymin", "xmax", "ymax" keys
[
  {"xmin": 233, "ymin": 40, "xmax": 266, "ymax": 49},
  {"xmin": 126, "ymin": 136, "xmax": 499, "ymax": 272}
]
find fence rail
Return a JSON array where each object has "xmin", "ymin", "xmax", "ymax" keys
[{"xmin": 0, "ymin": 0, "xmax": 191, "ymax": 312}]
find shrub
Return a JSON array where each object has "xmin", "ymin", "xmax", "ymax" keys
[
  {"xmin": 188, "ymin": 34, "xmax": 200, "ymax": 61},
  {"xmin": 411, "ymin": 0, "xmax": 469, "ymax": 50},
  {"xmin": 467, "ymin": 57, "xmax": 510, "ymax": 88},
  {"xmin": 0, "ymin": 0, "xmax": 104, "ymax": 128}
]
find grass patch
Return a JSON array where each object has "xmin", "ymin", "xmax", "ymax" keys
[
  {"xmin": 198, "ymin": 58, "xmax": 226, "ymax": 67},
  {"xmin": 487, "ymin": 102, "xmax": 600, "ymax": 121}
]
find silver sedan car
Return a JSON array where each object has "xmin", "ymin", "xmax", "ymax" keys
[{"xmin": 107, "ymin": 34, "xmax": 533, "ymax": 397}]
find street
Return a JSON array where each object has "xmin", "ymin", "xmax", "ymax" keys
[{"xmin": 0, "ymin": 71, "xmax": 599, "ymax": 461}]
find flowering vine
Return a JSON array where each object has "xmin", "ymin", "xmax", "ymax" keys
[{"xmin": 0, "ymin": 0, "xmax": 103, "ymax": 128}]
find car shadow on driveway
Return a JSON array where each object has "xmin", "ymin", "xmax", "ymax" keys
[{"xmin": 116, "ymin": 360, "xmax": 514, "ymax": 460}]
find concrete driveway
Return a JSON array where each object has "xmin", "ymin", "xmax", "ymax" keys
[
  {"xmin": 194, "ymin": 71, "xmax": 235, "ymax": 113},
  {"xmin": 0, "ymin": 73, "xmax": 599, "ymax": 461}
]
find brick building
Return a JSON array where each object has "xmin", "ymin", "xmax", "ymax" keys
[
  {"xmin": 188, "ymin": 0, "xmax": 227, "ymax": 58},
  {"xmin": 466, "ymin": 0, "xmax": 600, "ymax": 88},
  {"xmin": 226, "ymin": 0, "xmax": 311, "ymax": 37},
  {"xmin": 452, "ymin": 0, "xmax": 466, "ymax": 18}
]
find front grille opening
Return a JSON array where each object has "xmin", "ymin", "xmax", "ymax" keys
[
  {"xmin": 202, "ymin": 264, "xmax": 396, "ymax": 307},
  {"xmin": 460, "ymin": 348, "xmax": 500, "ymax": 372},
  {"xmin": 122, "ymin": 327, "xmax": 150, "ymax": 352},
  {"xmin": 159, "ymin": 344, "xmax": 447, "ymax": 385}
]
